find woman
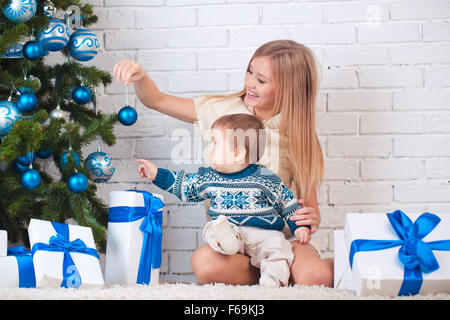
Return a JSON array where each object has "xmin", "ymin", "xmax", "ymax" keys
[{"xmin": 113, "ymin": 40, "xmax": 333, "ymax": 287}]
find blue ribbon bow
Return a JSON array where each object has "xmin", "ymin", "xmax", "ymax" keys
[
  {"xmin": 7, "ymin": 246, "xmax": 36, "ymax": 288},
  {"xmin": 31, "ymin": 221, "xmax": 99, "ymax": 289},
  {"xmin": 349, "ymin": 210, "xmax": 450, "ymax": 296},
  {"xmin": 108, "ymin": 190, "xmax": 164, "ymax": 285}
]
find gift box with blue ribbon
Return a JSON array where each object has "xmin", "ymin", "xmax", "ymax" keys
[
  {"xmin": 28, "ymin": 218, "xmax": 104, "ymax": 289},
  {"xmin": 334, "ymin": 210, "xmax": 450, "ymax": 296},
  {"xmin": 0, "ymin": 246, "xmax": 36, "ymax": 288},
  {"xmin": 0, "ymin": 230, "xmax": 6, "ymax": 257},
  {"xmin": 104, "ymin": 190, "xmax": 164, "ymax": 285}
]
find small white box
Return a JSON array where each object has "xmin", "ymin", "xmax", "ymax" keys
[
  {"xmin": 105, "ymin": 190, "xmax": 164, "ymax": 286},
  {"xmin": 28, "ymin": 218, "xmax": 104, "ymax": 289},
  {"xmin": 0, "ymin": 256, "xmax": 24, "ymax": 288},
  {"xmin": 0, "ymin": 247, "xmax": 35, "ymax": 288},
  {"xmin": 0, "ymin": 230, "xmax": 6, "ymax": 257},
  {"xmin": 340, "ymin": 212, "xmax": 450, "ymax": 297}
]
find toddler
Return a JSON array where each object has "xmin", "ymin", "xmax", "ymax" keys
[{"xmin": 137, "ymin": 113, "xmax": 310, "ymax": 287}]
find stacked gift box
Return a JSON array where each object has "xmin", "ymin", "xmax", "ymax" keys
[
  {"xmin": 0, "ymin": 190, "xmax": 164, "ymax": 289},
  {"xmin": 334, "ymin": 210, "xmax": 450, "ymax": 297}
]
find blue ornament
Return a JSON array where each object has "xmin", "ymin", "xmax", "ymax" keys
[
  {"xmin": 2, "ymin": 42, "xmax": 24, "ymax": 59},
  {"xmin": 36, "ymin": 149, "xmax": 53, "ymax": 159},
  {"xmin": 21, "ymin": 168, "xmax": 41, "ymax": 190},
  {"xmin": 37, "ymin": 18, "xmax": 70, "ymax": 52},
  {"xmin": 67, "ymin": 172, "xmax": 88, "ymax": 193},
  {"xmin": 3, "ymin": 0, "xmax": 37, "ymax": 23},
  {"xmin": 16, "ymin": 152, "xmax": 35, "ymax": 166},
  {"xmin": 72, "ymin": 85, "xmax": 91, "ymax": 105},
  {"xmin": 17, "ymin": 92, "xmax": 38, "ymax": 112},
  {"xmin": 118, "ymin": 105, "xmax": 138, "ymax": 126},
  {"xmin": 22, "ymin": 40, "xmax": 43, "ymax": 60},
  {"xmin": 13, "ymin": 159, "xmax": 28, "ymax": 174},
  {"xmin": 60, "ymin": 150, "xmax": 80, "ymax": 168},
  {"xmin": 68, "ymin": 29, "xmax": 100, "ymax": 62},
  {"xmin": 0, "ymin": 100, "xmax": 22, "ymax": 137},
  {"xmin": 84, "ymin": 150, "xmax": 115, "ymax": 183}
]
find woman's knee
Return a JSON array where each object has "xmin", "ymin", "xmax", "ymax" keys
[
  {"xmin": 191, "ymin": 245, "xmax": 225, "ymax": 284},
  {"xmin": 290, "ymin": 243, "xmax": 334, "ymax": 287}
]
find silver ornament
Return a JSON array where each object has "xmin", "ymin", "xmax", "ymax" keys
[
  {"xmin": 0, "ymin": 98, "xmax": 23, "ymax": 137},
  {"xmin": 84, "ymin": 149, "xmax": 115, "ymax": 183},
  {"xmin": 37, "ymin": 18, "xmax": 70, "ymax": 52},
  {"xmin": 49, "ymin": 105, "xmax": 64, "ymax": 120},
  {"xmin": 42, "ymin": 0, "xmax": 56, "ymax": 18}
]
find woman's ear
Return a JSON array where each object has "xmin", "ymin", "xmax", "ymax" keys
[{"xmin": 234, "ymin": 146, "xmax": 247, "ymax": 164}]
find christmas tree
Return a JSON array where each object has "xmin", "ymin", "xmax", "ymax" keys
[{"xmin": 0, "ymin": 0, "xmax": 119, "ymax": 250}]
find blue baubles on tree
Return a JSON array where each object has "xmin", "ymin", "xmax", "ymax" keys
[
  {"xmin": 37, "ymin": 18, "xmax": 70, "ymax": 52},
  {"xmin": 16, "ymin": 152, "xmax": 35, "ymax": 166},
  {"xmin": 36, "ymin": 149, "xmax": 53, "ymax": 159},
  {"xmin": 72, "ymin": 85, "xmax": 92, "ymax": 105},
  {"xmin": 118, "ymin": 105, "xmax": 138, "ymax": 126},
  {"xmin": 17, "ymin": 91, "xmax": 38, "ymax": 112},
  {"xmin": 0, "ymin": 98, "xmax": 23, "ymax": 137},
  {"xmin": 84, "ymin": 150, "xmax": 115, "ymax": 182},
  {"xmin": 22, "ymin": 40, "xmax": 44, "ymax": 60},
  {"xmin": 3, "ymin": 0, "xmax": 37, "ymax": 23},
  {"xmin": 68, "ymin": 29, "xmax": 100, "ymax": 62},
  {"xmin": 21, "ymin": 168, "xmax": 41, "ymax": 190},
  {"xmin": 60, "ymin": 149, "xmax": 80, "ymax": 168},
  {"xmin": 67, "ymin": 172, "xmax": 88, "ymax": 193}
]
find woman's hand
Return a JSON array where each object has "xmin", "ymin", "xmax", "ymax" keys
[
  {"xmin": 136, "ymin": 159, "xmax": 158, "ymax": 181},
  {"xmin": 113, "ymin": 60, "xmax": 146, "ymax": 86},
  {"xmin": 290, "ymin": 199, "xmax": 320, "ymax": 233}
]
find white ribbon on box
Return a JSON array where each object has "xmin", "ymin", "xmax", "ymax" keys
[
  {"xmin": 28, "ymin": 218, "xmax": 104, "ymax": 289},
  {"xmin": 0, "ymin": 230, "xmax": 6, "ymax": 257},
  {"xmin": 104, "ymin": 190, "xmax": 164, "ymax": 285},
  {"xmin": 342, "ymin": 211, "xmax": 450, "ymax": 297}
]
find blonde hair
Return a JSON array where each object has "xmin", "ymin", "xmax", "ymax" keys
[{"xmin": 206, "ymin": 40, "xmax": 323, "ymax": 201}]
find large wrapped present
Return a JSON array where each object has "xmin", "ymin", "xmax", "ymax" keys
[
  {"xmin": 28, "ymin": 218, "xmax": 104, "ymax": 289},
  {"xmin": 0, "ymin": 230, "xmax": 6, "ymax": 257},
  {"xmin": 0, "ymin": 246, "xmax": 36, "ymax": 288},
  {"xmin": 105, "ymin": 190, "xmax": 164, "ymax": 285},
  {"xmin": 335, "ymin": 210, "xmax": 450, "ymax": 296},
  {"xmin": 333, "ymin": 230, "xmax": 354, "ymax": 292}
]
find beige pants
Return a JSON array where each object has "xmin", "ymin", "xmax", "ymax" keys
[{"xmin": 202, "ymin": 219, "xmax": 294, "ymax": 286}]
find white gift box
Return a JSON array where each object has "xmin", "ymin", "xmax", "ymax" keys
[
  {"xmin": 0, "ymin": 256, "xmax": 24, "ymax": 288},
  {"xmin": 0, "ymin": 246, "xmax": 35, "ymax": 288},
  {"xmin": 334, "ymin": 212, "xmax": 450, "ymax": 297},
  {"xmin": 28, "ymin": 218, "xmax": 104, "ymax": 289},
  {"xmin": 0, "ymin": 230, "xmax": 6, "ymax": 257},
  {"xmin": 105, "ymin": 190, "xmax": 164, "ymax": 286},
  {"xmin": 333, "ymin": 230, "xmax": 355, "ymax": 292}
]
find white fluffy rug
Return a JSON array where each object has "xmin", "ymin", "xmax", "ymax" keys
[{"xmin": 0, "ymin": 283, "xmax": 448, "ymax": 300}]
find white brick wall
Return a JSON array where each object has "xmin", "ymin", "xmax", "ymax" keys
[{"xmin": 84, "ymin": 0, "xmax": 450, "ymax": 284}]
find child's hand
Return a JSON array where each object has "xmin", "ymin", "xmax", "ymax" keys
[
  {"xmin": 136, "ymin": 159, "xmax": 158, "ymax": 181},
  {"xmin": 294, "ymin": 227, "xmax": 311, "ymax": 245}
]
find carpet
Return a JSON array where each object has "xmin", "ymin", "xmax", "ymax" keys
[{"xmin": 0, "ymin": 283, "xmax": 448, "ymax": 300}]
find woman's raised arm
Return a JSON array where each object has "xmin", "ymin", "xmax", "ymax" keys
[{"xmin": 113, "ymin": 60, "xmax": 197, "ymax": 123}]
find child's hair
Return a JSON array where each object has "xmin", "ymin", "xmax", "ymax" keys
[{"xmin": 211, "ymin": 113, "xmax": 266, "ymax": 164}]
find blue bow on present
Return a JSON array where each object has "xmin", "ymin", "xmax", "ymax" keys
[
  {"xmin": 108, "ymin": 190, "xmax": 164, "ymax": 285},
  {"xmin": 349, "ymin": 210, "xmax": 450, "ymax": 296},
  {"xmin": 31, "ymin": 221, "xmax": 99, "ymax": 289},
  {"xmin": 7, "ymin": 246, "xmax": 36, "ymax": 288}
]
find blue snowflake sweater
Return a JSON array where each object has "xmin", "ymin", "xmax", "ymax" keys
[{"xmin": 153, "ymin": 164, "xmax": 308, "ymax": 236}]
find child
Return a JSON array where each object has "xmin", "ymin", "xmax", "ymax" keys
[{"xmin": 137, "ymin": 113, "xmax": 311, "ymax": 287}]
